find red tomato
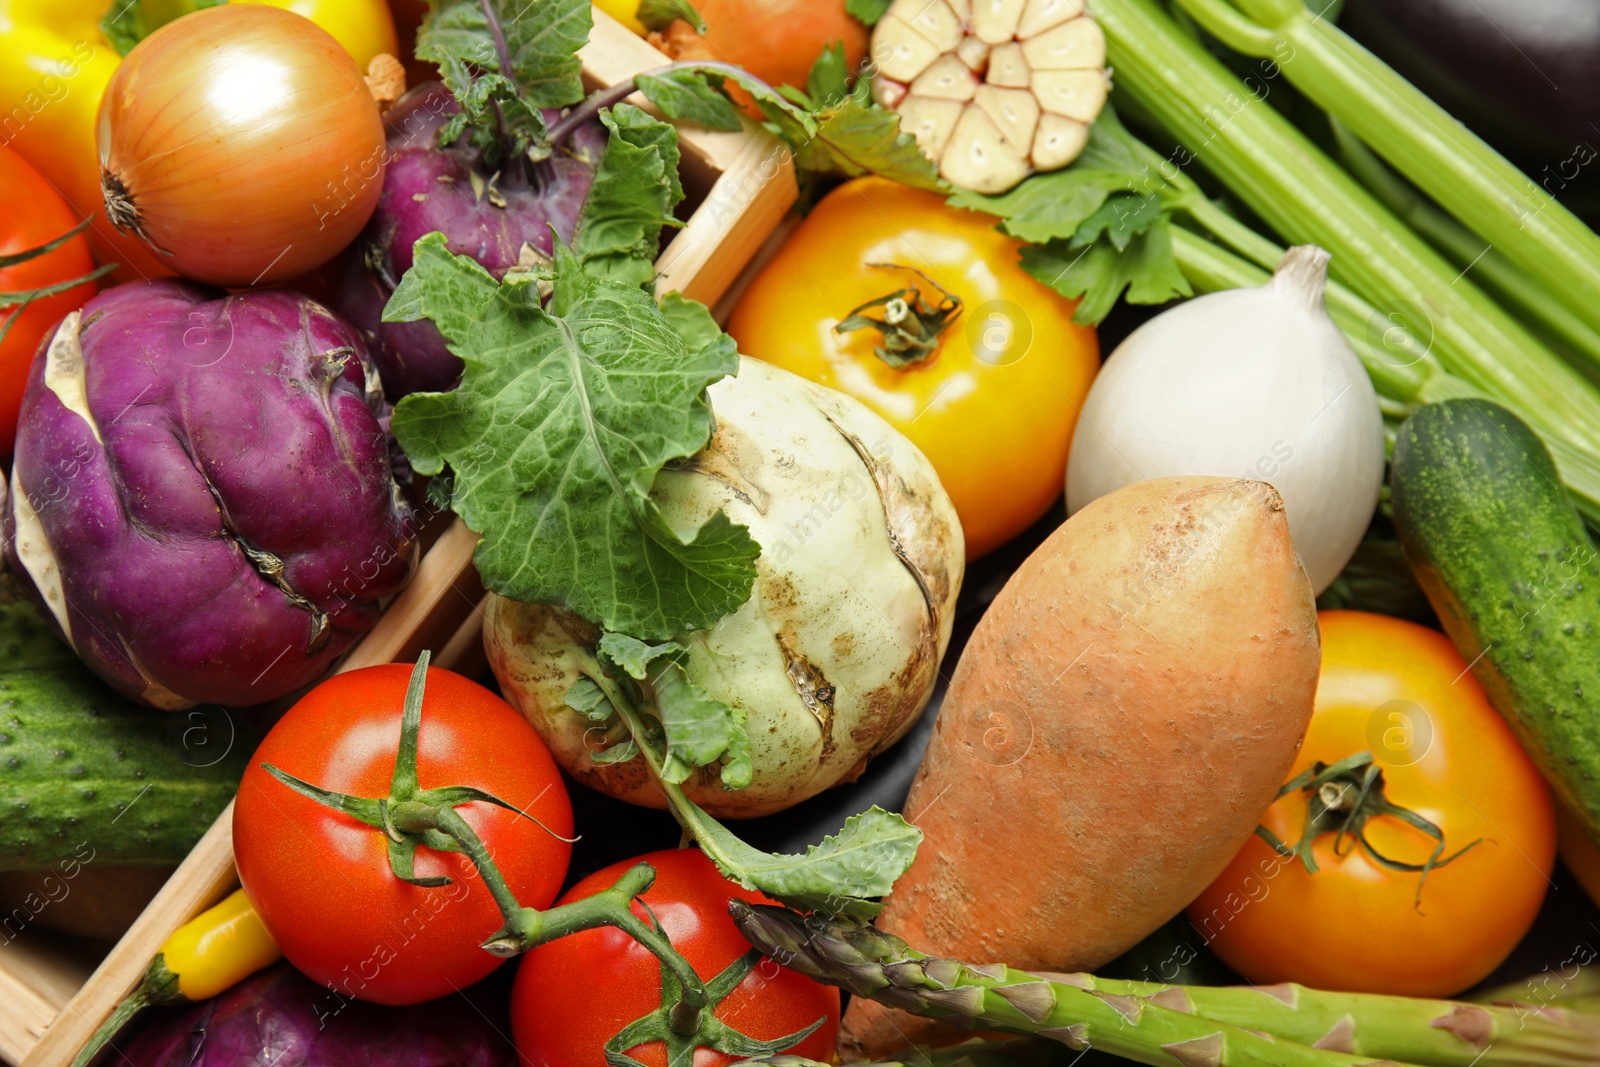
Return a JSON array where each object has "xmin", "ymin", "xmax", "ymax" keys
[
  {"xmin": 512, "ymin": 849, "xmax": 840, "ymax": 1067},
  {"xmin": 0, "ymin": 145, "xmax": 98, "ymax": 454},
  {"xmin": 234, "ymin": 664, "xmax": 573, "ymax": 1005}
]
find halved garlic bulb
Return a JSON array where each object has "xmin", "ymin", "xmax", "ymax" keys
[{"xmin": 872, "ymin": 0, "xmax": 1110, "ymax": 193}]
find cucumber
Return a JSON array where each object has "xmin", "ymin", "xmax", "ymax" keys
[
  {"xmin": 1392, "ymin": 398, "xmax": 1600, "ymax": 837},
  {"xmin": 0, "ymin": 666, "xmax": 246, "ymax": 870},
  {"xmin": 0, "ymin": 598, "xmax": 77, "ymax": 672}
]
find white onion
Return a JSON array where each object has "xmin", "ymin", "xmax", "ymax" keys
[{"xmin": 1065, "ymin": 245, "xmax": 1384, "ymax": 595}]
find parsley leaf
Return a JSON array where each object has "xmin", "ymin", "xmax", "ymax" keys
[
  {"xmin": 952, "ymin": 107, "xmax": 1191, "ymax": 324},
  {"xmin": 846, "ymin": 0, "xmax": 892, "ymax": 27},
  {"xmin": 573, "ymin": 104, "xmax": 686, "ymax": 287},
  {"xmin": 387, "ymin": 235, "xmax": 759, "ymax": 640}
]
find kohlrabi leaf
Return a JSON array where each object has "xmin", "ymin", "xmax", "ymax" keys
[
  {"xmin": 573, "ymin": 105, "xmax": 686, "ymax": 288},
  {"xmin": 680, "ymin": 803, "xmax": 923, "ymax": 919},
  {"xmin": 563, "ymin": 677, "xmax": 615, "ymax": 721},
  {"xmin": 598, "ymin": 633, "xmax": 685, "ymax": 680},
  {"xmin": 637, "ymin": 0, "xmax": 706, "ymax": 33},
  {"xmin": 420, "ymin": 0, "xmax": 591, "ymax": 108},
  {"xmin": 659, "ymin": 293, "xmax": 731, "ymax": 359},
  {"xmin": 636, "ymin": 71, "xmax": 744, "ymax": 132},
  {"xmin": 846, "ymin": 0, "xmax": 892, "ymax": 27},
  {"xmin": 595, "ymin": 633, "xmax": 748, "ymax": 786},
  {"xmin": 387, "ymin": 235, "xmax": 757, "ymax": 640}
]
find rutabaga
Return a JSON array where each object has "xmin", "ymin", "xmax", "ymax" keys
[
  {"xmin": 485, "ymin": 358, "xmax": 965, "ymax": 818},
  {"xmin": 1064, "ymin": 245, "xmax": 1384, "ymax": 594}
]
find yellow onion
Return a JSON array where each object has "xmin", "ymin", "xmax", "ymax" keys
[{"xmin": 97, "ymin": 5, "xmax": 387, "ymax": 287}]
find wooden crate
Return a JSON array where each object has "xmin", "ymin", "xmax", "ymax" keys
[{"xmin": 0, "ymin": 11, "xmax": 796, "ymax": 1064}]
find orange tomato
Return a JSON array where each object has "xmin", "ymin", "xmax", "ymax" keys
[
  {"xmin": 654, "ymin": 0, "xmax": 868, "ymax": 116},
  {"xmin": 1189, "ymin": 610, "xmax": 1556, "ymax": 998},
  {"xmin": 727, "ymin": 177, "xmax": 1099, "ymax": 559},
  {"xmin": 0, "ymin": 144, "xmax": 99, "ymax": 454}
]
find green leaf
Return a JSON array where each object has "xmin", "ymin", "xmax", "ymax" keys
[
  {"xmin": 563, "ymin": 677, "xmax": 615, "ymax": 721},
  {"xmin": 1073, "ymin": 193, "xmax": 1165, "ymax": 253},
  {"xmin": 807, "ymin": 100, "xmax": 943, "ymax": 192},
  {"xmin": 637, "ymin": 0, "xmax": 705, "ymax": 33},
  {"xmin": 949, "ymin": 168, "xmax": 1139, "ymax": 245},
  {"xmin": 1021, "ymin": 216, "xmax": 1192, "ymax": 326},
  {"xmin": 636, "ymin": 71, "xmax": 744, "ymax": 132},
  {"xmin": 99, "ymin": 0, "xmax": 224, "ymax": 56},
  {"xmin": 592, "ymin": 739, "xmax": 640, "ymax": 765},
  {"xmin": 573, "ymin": 104, "xmax": 687, "ymax": 288},
  {"xmin": 719, "ymin": 708, "xmax": 752, "ymax": 789},
  {"xmin": 845, "ymin": 0, "xmax": 892, "ymax": 27},
  {"xmin": 805, "ymin": 42, "xmax": 852, "ymax": 109},
  {"xmin": 598, "ymin": 633, "xmax": 685, "ymax": 680},
  {"xmin": 421, "ymin": 0, "xmax": 591, "ymax": 108},
  {"xmin": 683, "ymin": 804, "xmax": 923, "ymax": 919},
  {"xmin": 658, "ymin": 293, "xmax": 728, "ymax": 358},
  {"xmin": 387, "ymin": 235, "xmax": 758, "ymax": 639},
  {"xmin": 654, "ymin": 658, "xmax": 741, "ymax": 784}
]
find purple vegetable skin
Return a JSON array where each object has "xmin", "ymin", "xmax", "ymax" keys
[
  {"xmin": 2, "ymin": 281, "xmax": 418, "ymax": 709},
  {"xmin": 120, "ymin": 966, "xmax": 515, "ymax": 1067},
  {"xmin": 325, "ymin": 83, "xmax": 607, "ymax": 399}
]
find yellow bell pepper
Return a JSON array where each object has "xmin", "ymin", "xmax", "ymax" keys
[
  {"xmin": 0, "ymin": 0, "xmax": 398, "ymax": 282},
  {"xmin": 593, "ymin": 0, "xmax": 646, "ymax": 35}
]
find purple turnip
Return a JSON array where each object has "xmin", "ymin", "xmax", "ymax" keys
[
  {"xmin": 319, "ymin": 83, "xmax": 608, "ymax": 399},
  {"xmin": 2, "ymin": 280, "xmax": 418, "ymax": 709}
]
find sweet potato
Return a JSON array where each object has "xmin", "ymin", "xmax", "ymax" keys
[{"xmin": 843, "ymin": 476, "xmax": 1320, "ymax": 1055}]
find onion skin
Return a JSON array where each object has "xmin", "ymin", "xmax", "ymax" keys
[
  {"xmin": 2, "ymin": 281, "xmax": 417, "ymax": 709},
  {"xmin": 97, "ymin": 5, "xmax": 387, "ymax": 288},
  {"xmin": 311, "ymin": 84, "xmax": 606, "ymax": 400}
]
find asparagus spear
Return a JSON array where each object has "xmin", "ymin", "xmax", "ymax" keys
[
  {"xmin": 731, "ymin": 903, "xmax": 1600, "ymax": 1067},
  {"xmin": 1079, "ymin": 975, "xmax": 1600, "ymax": 1067},
  {"xmin": 729, "ymin": 901, "xmax": 1421, "ymax": 1067}
]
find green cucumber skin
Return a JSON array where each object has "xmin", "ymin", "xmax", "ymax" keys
[
  {"xmin": 0, "ymin": 667, "xmax": 245, "ymax": 871},
  {"xmin": 1392, "ymin": 399, "xmax": 1600, "ymax": 835},
  {"xmin": 0, "ymin": 600, "xmax": 77, "ymax": 673}
]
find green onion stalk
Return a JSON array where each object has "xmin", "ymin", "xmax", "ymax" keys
[
  {"xmin": 1089, "ymin": 0, "xmax": 1600, "ymax": 517},
  {"xmin": 730, "ymin": 903, "xmax": 1600, "ymax": 1067},
  {"xmin": 1162, "ymin": 0, "xmax": 1600, "ymax": 360}
]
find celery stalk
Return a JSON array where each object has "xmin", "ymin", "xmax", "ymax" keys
[
  {"xmin": 1092, "ymin": 0, "xmax": 1600, "ymax": 475},
  {"xmin": 1167, "ymin": 0, "xmax": 1600, "ymax": 356}
]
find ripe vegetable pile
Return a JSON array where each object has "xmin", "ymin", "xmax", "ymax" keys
[{"xmin": 5, "ymin": 3, "xmax": 1600, "ymax": 1067}]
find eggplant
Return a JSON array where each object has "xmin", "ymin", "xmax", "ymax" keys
[{"xmin": 1339, "ymin": 0, "xmax": 1600, "ymax": 214}]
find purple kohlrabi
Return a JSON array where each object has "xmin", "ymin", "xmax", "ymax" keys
[
  {"xmin": 1, "ymin": 280, "xmax": 419, "ymax": 709},
  {"xmin": 322, "ymin": 82, "xmax": 608, "ymax": 400},
  {"xmin": 120, "ymin": 966, "xmax": 515, "ymax": 1067}
]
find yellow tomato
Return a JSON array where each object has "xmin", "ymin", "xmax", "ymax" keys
[
  {"xmin": 727, "ymin": 177, "xmax": 1100, "ymax": 559},
  {"xmin": 592, "ymin": 0, "xmax": 645, "ymax": 34},
  {"xmin": 1190, "ymin": 611, "xmax": 1556, "ymax": 998}
]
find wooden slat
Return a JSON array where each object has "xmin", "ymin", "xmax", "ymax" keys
[{"xmin": 3, "ymin": 10, "xmax": 795, "ymax": 1064}]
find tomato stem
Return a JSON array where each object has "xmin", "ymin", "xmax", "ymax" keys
[
  {"xmin": 835, "ymin": 263, "xmax": 963, "ymax": 369},
  {"xmin": 1254, "ymin": 751, "xmax": 1483, "ymax": 909}
]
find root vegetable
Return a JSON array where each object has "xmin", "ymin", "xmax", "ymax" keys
[
  {"xmin": 484, "ymin": 358, "xmax": 964, "ymax": 818},
  {"xmin": 872, "ymin": 0, "xmax": 1109, "ymax": 192},
  {"xmin": 843, "ymin": 475, "xmax": 1318, "ymax": 1053}
]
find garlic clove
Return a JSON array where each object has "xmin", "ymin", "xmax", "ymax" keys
[
  {"xmin": 1034, "ymin": 68, "xmax": 1109, "ymax": 123},
  {"xmin": 1031, "ymin": 113, "xmax": 1090, "ymax": 169},
  {"xmin": 940, "ymin": 106, "xmax": 1032, "ymax": 193},
  {"xmin": 971, "ymin": 0, "xmax": 1027, "ymax": 44},
  {"xmin": 1021, "ymin": 16, "xmax": 1106, "ymax": 71},
  {"xmin": 975, "ymin": 85, "xmax": 1041, "ymax": 157},
  {"xmin": 1017, "ymin": 0, "xmax": 1087, "ymax": 39},
  {"xmin": 873, "ymin": 77, "xmax": 910, "ymax": 109},
  {"xmin": 956, "ymin": 36, "xmax": 992, "ymax": 71},
  {"xmin": 986, "ymin": 42, "xmax": 1032, "ymax": 88},
  {"xmin": 947, "ymin": 0, "xmax": 973, "ymax": 20},
  {"xmin": 912, "ymin": 54, "xmax": 981, "ymax": 101},
  {"xmin": 899, "ymin": 95, "xmax": 966, "ymax": 158},
  {"xmin": 874, "ymin": 14, "xmax": 945, "ymax": 82},
  {"xmin": 889, "ymin": 0, "xmax": 964, "ymax": 52}
]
